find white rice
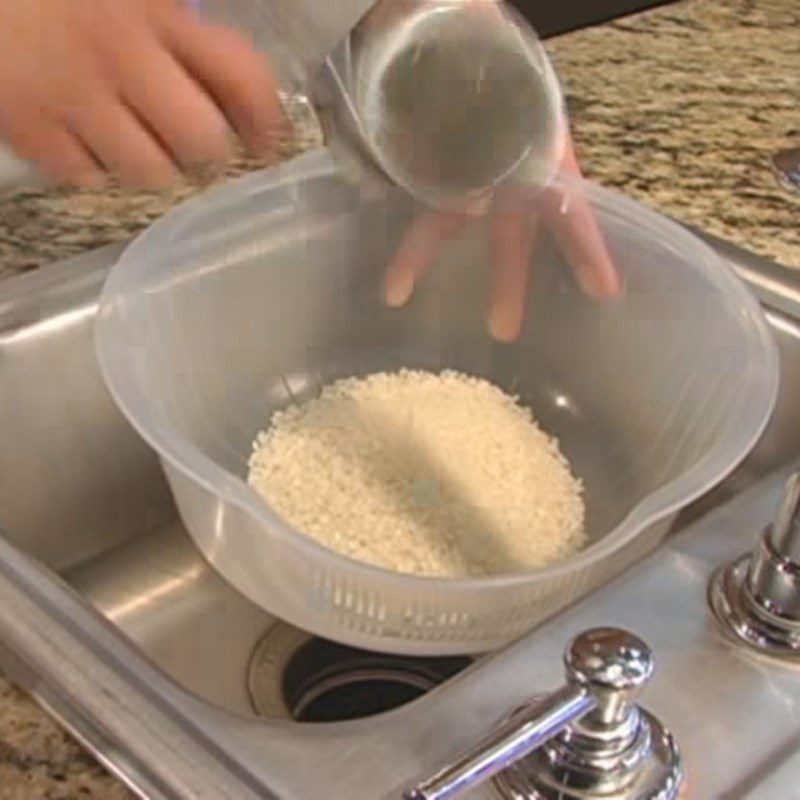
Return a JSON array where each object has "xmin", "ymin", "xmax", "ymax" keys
[{"xmin": 248, "ymin": 369, "xmax": 585, "ymax": 577}]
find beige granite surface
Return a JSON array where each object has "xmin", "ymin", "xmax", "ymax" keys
[
  {"xmin": 549, "ymin": 0, "xmax": 799, "ymax": 267},
  {"xmin": 0, "ymin": 0, "xmax": 798, "ymax": 797},
  {"xmin": 0, "ymin": 681, "xmax": 133, "ymax": 800}
]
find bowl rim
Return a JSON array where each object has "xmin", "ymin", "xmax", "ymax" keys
[{"xmin": 95, "ymin": 148, "xmax": 780, "ymax": 593}]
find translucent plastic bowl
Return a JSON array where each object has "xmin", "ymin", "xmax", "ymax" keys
[{"xmin": 96, "ymin": 149, "xmax": 778, "ymax": 655}]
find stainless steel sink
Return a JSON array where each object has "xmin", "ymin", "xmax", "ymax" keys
[{"xmin": 1, "ymin": 219, "xmax": 799, "ymax": 799}]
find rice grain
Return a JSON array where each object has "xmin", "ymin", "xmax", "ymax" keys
[{"xmin": 248, "ymin": 369, "xmax": 585, "ymax": 577}]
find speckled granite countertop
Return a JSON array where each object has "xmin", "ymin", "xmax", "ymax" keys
[
  {"xmin": 549, "ymin": 0, "xmax": 799, "ymax": 267},
  {"xmin": 0, "ymin": 0, "xmax": 798, "ymax": 797}
]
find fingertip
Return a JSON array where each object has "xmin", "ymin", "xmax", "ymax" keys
[
  {"xmin": 73, "ymin": 170, "xmax": 108, "ymax": 190},
  {"xmin": 574, "ymin": 264, "xmax": 599, "ymax": 297},
  {"xmin": 385, "ymin": 272, "xmax": 414, "ymax": 307},
  {"xmin": 575, "ymin": 259, "xmax": 624, "ymax": 300},
  {"xmin": 120, "ymin": 160, "xmax": 179, "ymax": 191},
  {"xmin": 244, "ymin": 113, "xmax": 289, "ymax": 160},
  {"xmin": 487, "ymin": 307, "xmax": 522, "ymax": 343},
  {"xmin": 232, "ymin": 77, "xmax": 287, "ymax": 158},
  {"xmin": 605, "ymin": 265, "xmax": 625, "ymax": 296}
]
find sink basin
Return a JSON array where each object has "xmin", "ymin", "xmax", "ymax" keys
[{"xmin": 0, "ymin": 211, "xmax": 799, "ymax": 798}]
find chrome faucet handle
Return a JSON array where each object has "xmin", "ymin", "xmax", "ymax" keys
[
  {"xmin": 709, "ymin": 470, "xmax": 800, "ymax": 659},
  {"xmin": 771, "ymin": 471, "xmax": 800, "ymax": 563},
  {"xmin": 404, "ymin": 628, "xmax": 683, "ymax": 800}
]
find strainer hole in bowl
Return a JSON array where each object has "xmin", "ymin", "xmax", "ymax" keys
[{"xmin": 95, "ymin": 149, "xmax": 778, "ymax": 655}]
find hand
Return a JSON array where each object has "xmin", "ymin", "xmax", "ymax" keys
[
  {"xmin": 385, "ymin": 137, "xmax": 623, "ymax": 342},
  {"xmin": 0, "ymin": 0, "xmax": 283, "ymax": 189}
]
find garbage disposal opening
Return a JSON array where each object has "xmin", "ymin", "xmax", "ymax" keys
[{"xmin": 248, "ymin": 623, "xmax": 472, "ymax": 722}]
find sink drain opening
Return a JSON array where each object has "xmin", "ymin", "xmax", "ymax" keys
[
  {"xmin": 288, "ymin": 663, "xmax": 438, "ymax": 723},
  {"xmin": 247, "ymin": 623, "xmax": 472, "ymax": 722}
]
